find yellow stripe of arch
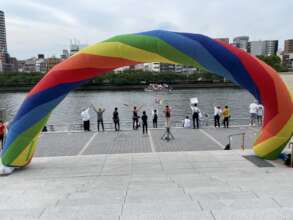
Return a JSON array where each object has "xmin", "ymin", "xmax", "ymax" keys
[
  {"xmin": 10, "ymin": 134, "xmax": 40, "ymax": 167},
  {"xmin": 79, "ymin": 42, "xmax": 178, "ymax": 64},
  {"xmin": 253, "ymin": 114, "xmax": 293, "ymax": 157}
]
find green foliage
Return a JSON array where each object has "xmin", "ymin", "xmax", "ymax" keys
[
  {"xmin": 0, "ymin": 72, "xmax": 43, "ymax": 86},
  {"xmin": 89, "ymin": 70, "xmax": 224, "ymax": 86},
  {"xmin": 0, "ymin": 70, "xmax": 225, "ymax": 87},
  {"xmin": 257, "ymin": 55, "xmax": 288, "ymax": 72}
]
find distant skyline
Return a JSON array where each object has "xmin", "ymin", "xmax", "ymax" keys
[{"xmin": 1, "ymin": 0, "xmax": 293, "ymax": 59}]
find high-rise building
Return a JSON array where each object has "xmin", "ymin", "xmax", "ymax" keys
[
  {"xmin": 0, "ymin": 10, "xmax": 7, "ymax": 54},
  {"xmin": 233, "ymin": 36, "xmax": 249, "ymax": 51},
  {"xmin": 248, "ymin": 41, "xmax": 264, "ymax": 56},
  {"xmin": 248, "ymin": 40, "xmax": 278, "ymax": 56},
  {"xmin": 265, "ymin": 40, "xmax": 278, "ymax": 56},
  {"xmin": 284, "ymin": 39, "xmax": 293, "ymax": 54},
  {"xmin": 0, "ymin": 10, "xmax": 8, "ymax": 72}
]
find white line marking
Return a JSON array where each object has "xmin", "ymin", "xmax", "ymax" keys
[
  {"xmin": 148, "ymin": 130, "xmax": 156, "ymax": 152},
  {"xmin": 199, "ymin": 129, "xmax": 225, "ymax": 149},
  {"xmin": 78, "ymin": 132, "xmax": 98, "ymax": 155}
]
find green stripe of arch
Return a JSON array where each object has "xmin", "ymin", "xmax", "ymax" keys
[
  {"xmin": 259, "ymin": 135, "xmax": 293, "ymax": 160},
  {"xmin": 1, "ymin": 114, "xmax": 50, "ymax": 166},
  {"xmin": 104, "ymin": 34, "xmax": 207, "ymax": 71}
]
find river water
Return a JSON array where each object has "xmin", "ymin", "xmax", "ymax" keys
[{"xmin": 0, "ymin": 88, "xmax": 255, "ymax": 127}]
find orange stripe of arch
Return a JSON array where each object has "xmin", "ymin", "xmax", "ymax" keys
[
  {"xmin": 29, "ymin": 54, "xmax": 140, "ymax": 97},
  {"xmin": 254, "ymin": 60, "xmax": 293, "ymax": 144},
  {"xmin": 52, "ymin": 53, "xmax": 139, "ymax": 71}
]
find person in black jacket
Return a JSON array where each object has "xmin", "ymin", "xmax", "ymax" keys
[
  {"xmin": 141, "ymin": 111, "xmax": 148, "ymax": 134},
  {"xmin": 113, "ymin": 107, "xmax": 120, "ymax": 131}
]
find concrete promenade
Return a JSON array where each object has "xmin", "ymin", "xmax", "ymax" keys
[{"xmin": 1, "ymin": 127, "xmax": 293, "ymax": 220}]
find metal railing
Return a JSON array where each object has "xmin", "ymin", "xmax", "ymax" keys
[
  {"xmin": 289, "ymin": 142, "xmax": 293, "ymax": 167},
  {"xmin": 225, "ymin": 132, "xmax": 246, "ymax": 150},
  {"xmin": 44, "ymin": 117, "xmax": 258, "ymax": 132}
]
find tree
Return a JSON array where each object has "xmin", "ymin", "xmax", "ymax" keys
[{"xmin": 257, "ymin": 55, "xmax": 288, "ymax": 72}]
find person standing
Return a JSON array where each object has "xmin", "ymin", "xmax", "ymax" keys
[
  {"xmin": 141, "ymin": 111, "xmax": 148, "ymax": 134},
  {"xmin": 163, "ymin": 105, "xmax": 172, "ymax": 128},
  {"xmin": 81, "ymin": 107, "xmax": 90, "ymax": 131},
  {"xmin": 92, "ymin": 105, "xmax": 105, "ymax": 132},
  {"xmin": 132, "ymin": 106, "xmax": 139, "ymax": 130},
  {"xmin": 222, "ymin": 105, "xmax": 230, "ymax": 128},
  {"xmin": 0, "ymin": 120, "xmax": 6, "ymax": 151},
  {"xmin": 191, "ymin": 103, "xmax": 200, "ymax": 129},
  {"xmin": 249, "ymin": 101, "xmax": 258, "ymax": 126},
  {"xmin": 257, "ymin": 103, "xmax": 264, "ymax": 126},
  {"xmin": 113, "ymin": 107, "xmax": 120, "ymax": 131},
  {"xmin": 152, "ymin": 109, "xmax": 158, "ymax": 128},
  {"xmin": 214, "ymin": 106, "xmax": 222, "ymax": 128}
]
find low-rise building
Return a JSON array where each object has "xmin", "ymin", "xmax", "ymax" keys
[
  {"xmin": 47, "ymin": 57, "xmax": 61, "ymax": 71},
  {"xmin": 283, "ymin": 39, "xmax": 293, "ymax": 71},
  {"xmin": 35, "ymin": 54, "xmax": 47, "ymax": 73}
]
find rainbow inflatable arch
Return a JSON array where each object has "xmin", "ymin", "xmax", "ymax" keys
[{"xmin": 1, "ymin": 30, "xmax": 293, "ymax": 168}]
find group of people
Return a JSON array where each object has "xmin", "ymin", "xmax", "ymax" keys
[
  {"xmin": 81, "ymin": 100, "xmax": 264, "ymax": 133},
  {"xmin": 80, "ymin": 104, "xmax": 163, "ymax": 134},
  {"xmin": 183, "ymin": 104, "xmax": 231, "ymax": 129},
  {"xmin": 183, "ymin": 101, "xmax": 264, "ymax": 129},
  {"xmin": 249, "ymin": 101, "xmax": 264, "ymax": 126}
]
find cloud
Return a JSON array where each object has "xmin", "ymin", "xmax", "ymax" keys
[{"xmin": 1, "ymin": 0, "xmax": 293, "ymax": 59}]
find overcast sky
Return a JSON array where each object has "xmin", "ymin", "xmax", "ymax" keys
[{"xmin": 1, "ymin": 0, "xmax": 293, "ymax": 59}]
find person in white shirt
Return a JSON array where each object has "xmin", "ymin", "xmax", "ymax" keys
[
  {"xmin": 183, "ymin": 116, "xmax": 191, "ymax": 128},
  {"xmin": 191, "ymin": 104, "xmax": 200, "ymax": 129},
  {"xmin": 81, "ymin": 107, "xmax": 90, "ymax": 131},
  {"xmin": 257, "ymin": 104, "xmax": 264, "ymax": 126},
  {"xmin": 214, "ymin": 106, "xmax": 222, "ymax": 128},
  {"xmin": 249, "ymin": 101, "xmax": 258, "ymax": 126}
]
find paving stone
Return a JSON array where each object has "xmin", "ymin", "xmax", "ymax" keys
[
  {"xmin": 0, "ymin": 128, "xmax": 291, "ymax": 220},
  {"xmin": 36, "ymin": 132, "xmax": 94, "ymax": 157}
]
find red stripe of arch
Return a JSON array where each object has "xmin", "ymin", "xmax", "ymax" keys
[
  {"xmin": 215, "ymin": 40, "xmax": 278, "ymax": 126},
  {"xmin": 216, "ymin": 40, "xmax": 293, "ymax": 143}
]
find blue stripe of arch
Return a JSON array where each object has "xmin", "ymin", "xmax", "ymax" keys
[
  {"xmin": 3, "ymin": 80, "xmax": 88, "ymax": 150},
  {"xmin": 11, "ymin": 79, "xmax": 89, "ymax": 125},
  {"xmin": 176, "ymin": 32, "xmax": 260, "ymax": 101},
  {"xmin": 3, "ymin": 95, "xmax": 65, "ymax": 151}
]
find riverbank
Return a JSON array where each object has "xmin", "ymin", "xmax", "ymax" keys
[
  {"xmin": 0, "ymin": 71, "xmax": 291, "ymax": 92},
  {"xmin": 0, "ymin": 82, "xmax": 239, "ymax": 92}
]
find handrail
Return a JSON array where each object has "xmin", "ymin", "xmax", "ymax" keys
[
  {"xmin": 289, "ymin": 142, "xmax": 293, "ymax": 167},
  {"xmin": 225, "ymin": 132, "xmax": 246, "ymax": 150},
  {"xmin": 43, "ymin": 117, "xmax": 258, "ymax": 132}
]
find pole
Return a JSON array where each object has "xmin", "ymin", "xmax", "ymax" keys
[{"xmin": 290, "ymin": 142, "xmax": 293, "ymax": 168}]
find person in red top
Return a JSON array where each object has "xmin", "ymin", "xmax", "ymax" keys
[{"xmin": 0, "ymin": 120, "xmax": 6, "ymax": 151}]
